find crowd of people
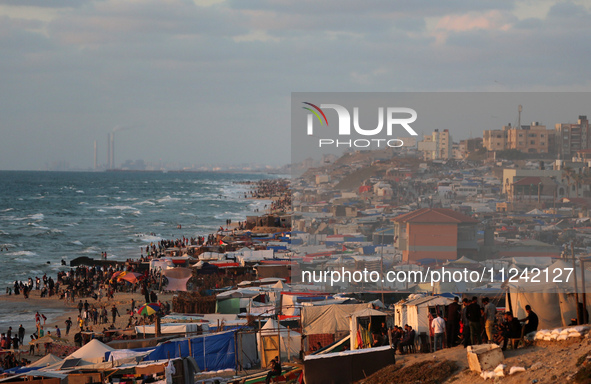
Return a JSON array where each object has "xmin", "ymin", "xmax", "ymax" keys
[
  {"xmin": 433, "ymin": 296, "xmax": 539, "ymax": 351},
  {"xmin": 376, "ymin": 297, "xmax": 540, "ymax": 354}
]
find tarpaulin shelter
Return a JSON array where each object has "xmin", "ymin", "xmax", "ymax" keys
[
  {"xmin": 135, "ymin": 323, "xmax": 201, "ymax": 336},
  {"xmin": 216, "ymin": 288, "xmax": 260, "ymax": 314},
  {"xmin": 397, "ymin": 295, "xmax": 454, "ymax": 334},
  {"xmin": 143, "ymin": 330, "xmax": 257, "ymax": 372},
  {"xmin": 505, "ymin": 259, "xmax": 591, "ymax": 329},
  {"xmin": 256, "ymin": 319, "xmax": 302, "ymax": 366},
  {"xmin": 348, "ymin": 308, "xmax": 389, "ymax": 350},
  {"xmin": 301, "ymin": 303, "xmax": 372, "ymax": 335},
  {"xmin": 162, "ymin": 267, "xmax": 192, "ymax": 291}
]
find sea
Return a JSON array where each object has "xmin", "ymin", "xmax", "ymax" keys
[{"xmin": 0, "ymin": 170, "xmax": 278, "ymax": 292}]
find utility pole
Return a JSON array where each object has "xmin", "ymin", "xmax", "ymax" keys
[{"xmin": 572, "ymin": 242, "xmax": 581, "ymax": 324}]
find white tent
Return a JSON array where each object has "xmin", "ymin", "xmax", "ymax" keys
[
  {"xmin": 162, "ymin": 267, "xmax": 192, "ymax": 291},
  {"xmin": 66, "ymin": 339, "xmax": 114, "ymax": 364},
  {"xmin": 257, "ymin": 319, "xmax": 302, "ymax": 366},
  {"xmin": 402, "ymin": 296, "xmax": 453, "ymax": 334},
  {"xmin": 505, "ymin": 259, "xmax": 591, "ymax": 329},
  {"xmin": 348, "ymin": 308, "xmax": 388, "ymax": 350},
  {"xmin": 28, "ymin": 354, "xmax": 63, "ymax": 368}
]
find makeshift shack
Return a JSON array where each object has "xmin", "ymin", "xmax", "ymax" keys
[
  {"xmin": 256, "ymin": 319, "xmax": 302, "ymax": 367},
  {"xmin": 348, "ymin": 308, "xmax": 389, "ymax": 350}
]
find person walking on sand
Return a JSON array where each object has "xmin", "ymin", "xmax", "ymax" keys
[
  {"xmin": 111, "ymin": 305, "xmax": 120, "ymax": 324},
  {"xmin": 65, "ymin": 317, "xmax": 72, "ymax": 336}
]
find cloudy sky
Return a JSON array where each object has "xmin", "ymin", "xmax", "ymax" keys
[{"xmin": 1, "ymin": 0, "xmax": 591, "ymax": 170}]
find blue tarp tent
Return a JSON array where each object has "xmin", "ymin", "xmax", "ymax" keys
[{"xmin": 144, "ymin": 330, "xmax": 236, "ymax": 371}]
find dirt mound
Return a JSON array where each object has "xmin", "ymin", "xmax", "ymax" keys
[{"xmin": 358, "ymin": 359, "xmax": 458, "ymax": 384}]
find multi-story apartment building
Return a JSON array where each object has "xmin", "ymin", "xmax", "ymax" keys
[
  {"xmin": 483, "ymin": 123, "xmax": 554, "ymax": 154},
  {"xmin": 556, "ymin": 116, "xmax": 589, "ymax": 159},
  {"xmin": 418, "ymin": 129, "xmax": 452, "ymax": 160}
]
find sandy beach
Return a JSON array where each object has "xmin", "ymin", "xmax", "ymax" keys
[{"xmin": 0, "ymin": 289, "xmax": 176, "ymax": 360}]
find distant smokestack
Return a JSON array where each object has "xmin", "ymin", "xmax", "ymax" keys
[
  {"xmin": 94, "ymin": 141, "xmax": 97, "ymax": 170},
  {"xmin": 110, "ymin": 132, "xmax": 115, "ymax": 169},
  {"xmin": 107, "ymin": 133, "xmax": 111, "ymax": 169}
]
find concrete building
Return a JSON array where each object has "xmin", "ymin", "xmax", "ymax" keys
[
  {"xmin": 393, "ymin": 208, "xmax": 478, "ymax": 262},
  {"xmin": 483, "ymin": 123, "xmax": 554, "ymax": 154},
  {"xmin": 555, "ymin": 116, "xmax": 590, "ymax": 159},
  {"xmin": 418, "ymin": 129, "xmax": 452, "ymax": 161}
]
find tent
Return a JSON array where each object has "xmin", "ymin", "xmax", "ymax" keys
[
  {"xmin": 65, "ymin": 339, "xmax": 114, "ymax": 364},
  {"xmin": 29, "ymin": 354, "xmax": 63, "ymax": 368},
  {"xmin": 162, "ymin": 267, "xmax": 192, "ymax": 291},
  {"xmin": 143, "ymin": 330, "xmax": 257, "ymax": 372},
  {"xmin": 348, "ymin": 308, "xmax": 388, "ymax": 350},
  {"xmin": 400, "ymin": 296, "xmax": 453, "ymax": 334},
  {"xmin": 256, "ymin": 319, "xmax": 301, "ymax": 367},
  {"xmin": 301, "ymin": 303, "xmax": 372, "ymax": 336},
  {"xmin": 505, "ymin": 259, "xmax": 591, "ymax": 329}
]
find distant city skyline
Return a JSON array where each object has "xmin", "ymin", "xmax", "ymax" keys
[{"xmin": 1, "ymin": 1, "xmax": 591, "ymax": 170}]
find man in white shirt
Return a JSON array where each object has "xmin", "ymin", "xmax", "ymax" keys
[{"xmin": 431, "ymin": 312, "xmax": 446, "ymax": 352}]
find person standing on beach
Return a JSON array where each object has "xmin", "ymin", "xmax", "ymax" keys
[
  {"xmin": 65, "ymin": 318, "xmax": 72, "ymax": 336},
  {"xmin": 111, "ymin": 305, "xmax": 120, "ymax": 324},
  {"xmin": 18, "ymin": 325, "xmax": 25, "ymax": 344},
  {"xmin": 55, "ymin": 325, "xmax": 61, "ymax": 339},
  {"xmin": 77, "ymin": 300, "xmax": 83, "ymax": 315}
]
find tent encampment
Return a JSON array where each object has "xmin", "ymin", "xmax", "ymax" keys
[{"xmin": 256, "ymin": 319, "xmax": 301, "ymax": 366}]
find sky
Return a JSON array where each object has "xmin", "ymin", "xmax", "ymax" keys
[{"xmin": 1, "ymin": 0, "xmax": 591, "ymax": 170}]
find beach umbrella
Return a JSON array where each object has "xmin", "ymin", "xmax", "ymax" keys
[
  {"xmin": 119, "ymin": 272, "xmax": 142, "ymax": 284},
  {"xmin": 137, "ymin": 303, "xmax": 161, "ymax": 316}
]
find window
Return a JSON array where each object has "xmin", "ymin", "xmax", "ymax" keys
[{"xmin": 530, "ymin": 140, "xmax": 535, "ymax": 145}]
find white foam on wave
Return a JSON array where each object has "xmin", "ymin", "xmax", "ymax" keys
[
  {"xmin": 157, "ymin": 195, "xmax": 180, "ymax": 203},
  {"xmin": 29, "ymin": 223, "xmax": 49, "ymax": 230},
  {"xmin": 71, "ymin": 240, "xmax": 83, "ymax": 246},
  {"xmin": 134, "ymin": 200, "xmax": 156, "ymax": 206},
  {"xmin": 134, "ymin": 234, "xmax": 163, "ymax": 242},
  {"xmin": 0, "ymin": 230, "xmax": 9, "ymax": 235},
  {"xmin": 110, "ymin": 216, "xmax": 124, "ymax": 220},
  {"xmin": 7, "ymin": 250, "xmax": 37, "ymax": 257},
  {"xmin": 0, "ymin": 208, "xmax": 14, "ymax": 212},
  {"xmin": 29, "ymin": 213, "xmax": 44, "ymax": 220},
  {"xmin": 106, "ymin": 205, "xmax": 135, "ymax": 210},
  {"xmin": 97, "ymin": 209, "xmax": 106, "ymax": 212},
  {"xmin": 82, "ymin": 246, "xmax": 99, "ymax": 254},
  {"xmin": 64, "ymin": 222, "xmax": 79, "ymax": 226},
  {"xmin": 79, "ymin": 202, "xmax": 88, "ymax": 205},
  {"xmin": 76, "ymin": 190, "xmax": 84, "ymax": 194}
]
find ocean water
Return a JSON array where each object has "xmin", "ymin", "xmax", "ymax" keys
[{"xmin": 0, "ymin": 170, "xmax": 276, "ymax": 288}]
